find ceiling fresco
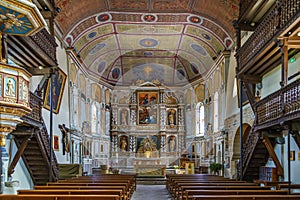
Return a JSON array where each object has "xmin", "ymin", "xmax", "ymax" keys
[{"xmin": 54, "ymin": 0, "xmax": 239, "ymax": 86}]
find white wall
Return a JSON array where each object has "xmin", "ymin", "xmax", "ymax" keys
[
  {"xmin": 273, "ymin": 135, "xmax": 300, "ymax": 183},
  {"xmin": 225, "ymin": 52, "xmax": 239, "ymax": 119},
  {"xmin": 42, "ymin": 37, "xmax": 70, "ymax": 163}
]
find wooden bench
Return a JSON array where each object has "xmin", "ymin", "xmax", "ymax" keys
[
  {"xmin": 0, "ymin": 195, "xmax": 18, "ymax": 200},
  {"xmin": 17, "ymin": 194, "xmax": 120, "ymax": 200},
  {"xmin": 176, "ymin": 185, "xmax": 272, "ymax": 200},
  {"xmin": 189, "ymin": 195, "xmax": 300, "ymax": 200},
  {"xmin": 183, "ymin": 190, "xmax": 288, "ymax": 200},
  {"xmin": 18, "ymin": 189, "xmax": 123, "ymax": 197},
  {"xmin": 33, "ymin": 186, "xmax": 128, "ymax": 200}
]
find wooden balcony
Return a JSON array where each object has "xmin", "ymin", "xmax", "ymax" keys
[
  {"xmin": 254, "ymin": 78, "xmax": 300, "ymax": 131},
  {"xmin": 236, "ymin": 0, "xmax": 300, "ymax": 77}
]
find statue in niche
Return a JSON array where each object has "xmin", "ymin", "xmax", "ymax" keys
[
  {"xmin": 169, "ymin": 136, "xmax": 175, "ymax": 152},
  {"xmin": 121, "ymin": 110, "xmax": 128, "ymax": 125},
  {"xmin": 120, "ymin": 136, "xmax": 127, "ymax": 152},
  {"xmin": 168, "ymin": 109, "xmax": 176, "ymax": 126}
]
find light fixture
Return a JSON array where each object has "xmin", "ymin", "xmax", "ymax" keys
[
  {"xmin": 250, "ymin": 22, "xmax": 255, "ymax": 27},
  {"xmin": 289, "ymin": 56, "xmax": 296, "ymax": 63},
  {"xmin": 297, "ymin": 31, "xmax": 300, "ymax": 37}
]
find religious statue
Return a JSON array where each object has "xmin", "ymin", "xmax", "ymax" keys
[
  {"xmin": 58, "ymin": 124, "xmax": 70, "ymax": 155},
  {"xmin": 168, "ymin": 109, "xmax": 176, "ymax": 125},
  {"xmin": 121, "ymin": 110, "xmax": 127, "ymax": 125},
  {"xmin": 121, "ymin": 136, "xmax": 127, "ymax": 152},
  {"xmin": 169, "ymin": 136, "xmax": 175, "ymax": 152}
]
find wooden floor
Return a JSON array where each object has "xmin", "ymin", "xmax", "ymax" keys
[{"xmin": 131, "ymin": 185, "xmax": 171, "ymax": 200}]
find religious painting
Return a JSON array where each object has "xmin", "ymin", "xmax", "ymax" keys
[
  {"xmin": 290, "ymin": 151, "xmax": 295, "ymax": 161},
  {"xmin": 138, "ymin": 91, "xmax": 158, "ymax": 125},
  {"xmin": 4, "ymin": 76, "xmax": 17, "ymax": 98},
  {"xmin": 43, "ymin": 68, "xmax": 67, "ymax": 114},
  {"xmin": 53, "ymin": 135, "xmax": 59, "ymax": 151}
]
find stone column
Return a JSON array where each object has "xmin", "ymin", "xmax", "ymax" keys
[{"xmin": 129, "ymin": 135, "xmax": 136, "ymax": 153}]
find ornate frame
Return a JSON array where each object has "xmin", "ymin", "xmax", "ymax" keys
[
  {"xmin": 43, "ymin": 68, "xmax": 66, "ymax": 114},
  {"xmin": 137, "ymin": 91, "xmax": 158, "ymax": 125}
]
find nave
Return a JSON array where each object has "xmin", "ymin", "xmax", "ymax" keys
[{"xmin": 131, "ymin": 185, "xmax": 171, "ymax": 200}]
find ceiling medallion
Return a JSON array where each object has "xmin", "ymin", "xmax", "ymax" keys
[
  {"xmin": 142, "ymin": 14, "xmax": 157, "ymax": 23},
  {"xmin": 97, "ymin": 13, "xmax": 111, "ymax": 22},
  {"xmin": 187, "ymin": 15, "xmax": 203, "ymax": 25},
  {"xmin": 139, "ymin": 38, "xmax": 158, "ymax": 48}
]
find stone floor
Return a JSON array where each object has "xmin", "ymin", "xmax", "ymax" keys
[{"xmin": 131, "ymin": 185, "xmax": 172, "ymax": 200}]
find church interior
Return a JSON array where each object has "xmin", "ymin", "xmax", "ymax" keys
[{"xmin": 0, "ymin": 0, "xmax": 300, "ymax": 199}]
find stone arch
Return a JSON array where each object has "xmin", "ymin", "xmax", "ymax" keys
[{"xmin": 232, "ymin": 123, "xmax": 252, "ymax": 160}]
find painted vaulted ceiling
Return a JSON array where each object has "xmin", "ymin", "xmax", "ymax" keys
[{"xmin": 54, "ymin": 0, "xmax": 239, "ymax": 86}]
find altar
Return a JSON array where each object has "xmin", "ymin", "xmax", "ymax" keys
[
  {"xmin": 134, "ymin": 137, "xmax": 166, "ymax": 176},
  {"xmin": 134, "ymin": 158, "xmax": 166, "ymax": 176}
]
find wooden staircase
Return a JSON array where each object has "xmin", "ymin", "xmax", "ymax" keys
[
  {"xmin": 242, "ymin": 137, "xmax": 269, "ymax": 182},
  {"xmin": 9, "ymin": 92, "xmax": 58, "ymax": 185}
]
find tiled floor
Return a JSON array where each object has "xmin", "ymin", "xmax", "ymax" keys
[{"xmin": 131, "ymin": 185, "xmax": 172, "ymax": 200}]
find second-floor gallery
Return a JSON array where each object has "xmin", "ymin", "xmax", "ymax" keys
[{"xmin": 0, "ymin": 0, "xmax": 299, "ymax": 194}]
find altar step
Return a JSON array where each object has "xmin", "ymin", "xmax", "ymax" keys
[{"xmin": 136, "ymin": 176, "xmax": 166, "ymax": 185}]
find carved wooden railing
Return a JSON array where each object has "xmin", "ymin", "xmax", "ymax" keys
[
  {"xmin": 37, "ymin": 120, "xmax": 59, "ymax": 181},
  {"xmin": 30, "ymin": 28, "xmax": 57, "ymax": 63},
  {"xmin": 21, "ymin": 92, "xmax": 42, "ymax": 127},
  {"xmin": 240, "ymin": 124, "xmax": 260, "ymax": 179},
  {"xmin": 236, "ymin": 0, "xmax": 300, "ymax": 72},
  {"xmin": 22, "ymin": 91, "xmax": 59, "ymax": 181},
  {"xmin": 255, "ymin": 78, "xmax": 300, "ymax": 129}
]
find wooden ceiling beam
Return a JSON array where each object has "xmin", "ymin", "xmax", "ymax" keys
[{"xmin": 8, "ymin": 36, "xmax": 44, "ymax": 67}]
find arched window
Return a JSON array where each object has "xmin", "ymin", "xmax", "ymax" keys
[
  {"xmin": 213, "ymin": 92, "xmax": 219, "ymax": 132},
  {"xmin": 91, "ymin": 103, "xmax": 97, "ymax": 133},
  {"xmin": 196, "ymin": 102, "xmax": 205, "ymax": 136}
]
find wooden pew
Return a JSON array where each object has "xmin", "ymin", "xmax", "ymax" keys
[
  {"xmin": 33, "ymin": 186, "xmax": 128, "ymax": 200},
  {"xmin": 17, "ymin": 194, "xmax": 120, "ymax": 200},
  {"xmin": 184, "ymin": 190, "xmax": 288, "ymax": 200},
  {"xmin": 18, "ymin": 189, "xmax": 123, "ymax": 198},
  {"xmin": 189, "ymin": 195, "xmax": 300, "ymax": 200},
  {"xmin": 0, "ymin": 195, "xmax": 18, "ymax": 200},
  {"xmin": 177, "ymin": 185, "xmax": 272, "ymax": 200}
]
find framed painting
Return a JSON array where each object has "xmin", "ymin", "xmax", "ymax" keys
[
  {"xmin": 43, "ymin": 68, "xmax": 66, "ymax": 114},
  {"xmin": 53, "ymin": 135, "xmax": 59, "ymax": 151},
  {"xmin": 290, "ymin": 151, "xmax": 295, "ymax": 161},
  {"xmin": 137, "ymin": 91, "xmax": 158, "ymax": 125}
]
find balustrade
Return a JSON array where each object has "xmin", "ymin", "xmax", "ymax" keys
[
  {"xmin": 236, "ymin": 0, "xmax": 300, "ymax": 72},
  {"xmin": 255, "ymin": 79, "xmax": 300, "ymax": 127}
]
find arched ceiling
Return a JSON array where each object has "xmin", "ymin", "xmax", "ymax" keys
[{"xmin": 54, "ymin": 0, "xmax": 239, "ymax": 86}]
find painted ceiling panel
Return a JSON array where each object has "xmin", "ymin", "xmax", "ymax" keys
[
  {"xmin": 116, "ymin": 24, "xmax": 183, "ymax": 34},
  {"xmin": 74, "ymin": 24, "xmax": 114, "ymax": 51},
  {"xmin": 177, "ymin": 50, "xmax": 208, "ymax": 75},
  {"xmin": 55, "ymin": 0, "xmax": 238, "ymax": 86},
  {"xmin": 185, "ymin": 25, "xmax": 224, "ymax": 53},
  {"xmin": 118, "ymin": 34, "xmax": 180, "ymax": 51},
  {"xmin": 81, "ymin": 35, "xmax": 118, "ymax": 67},
  {"xmin": 90, "ymin": 50, "xmax": 120, "ymax": 77}
]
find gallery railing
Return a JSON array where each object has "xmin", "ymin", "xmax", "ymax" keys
[
  {"xmin": 30, "ymin": 28, "xmax": 57, "ymax": 63},
  {"xmin": 254, "ymin": 78, "xmax": 300, "ymax": 130},
  {"xmin": 236, "ymin": 0, "xmax": 300, "ymax": 72},
  {"xmin": 21, "ymin": 92, "xmax": 42, "ymax": 127}
]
